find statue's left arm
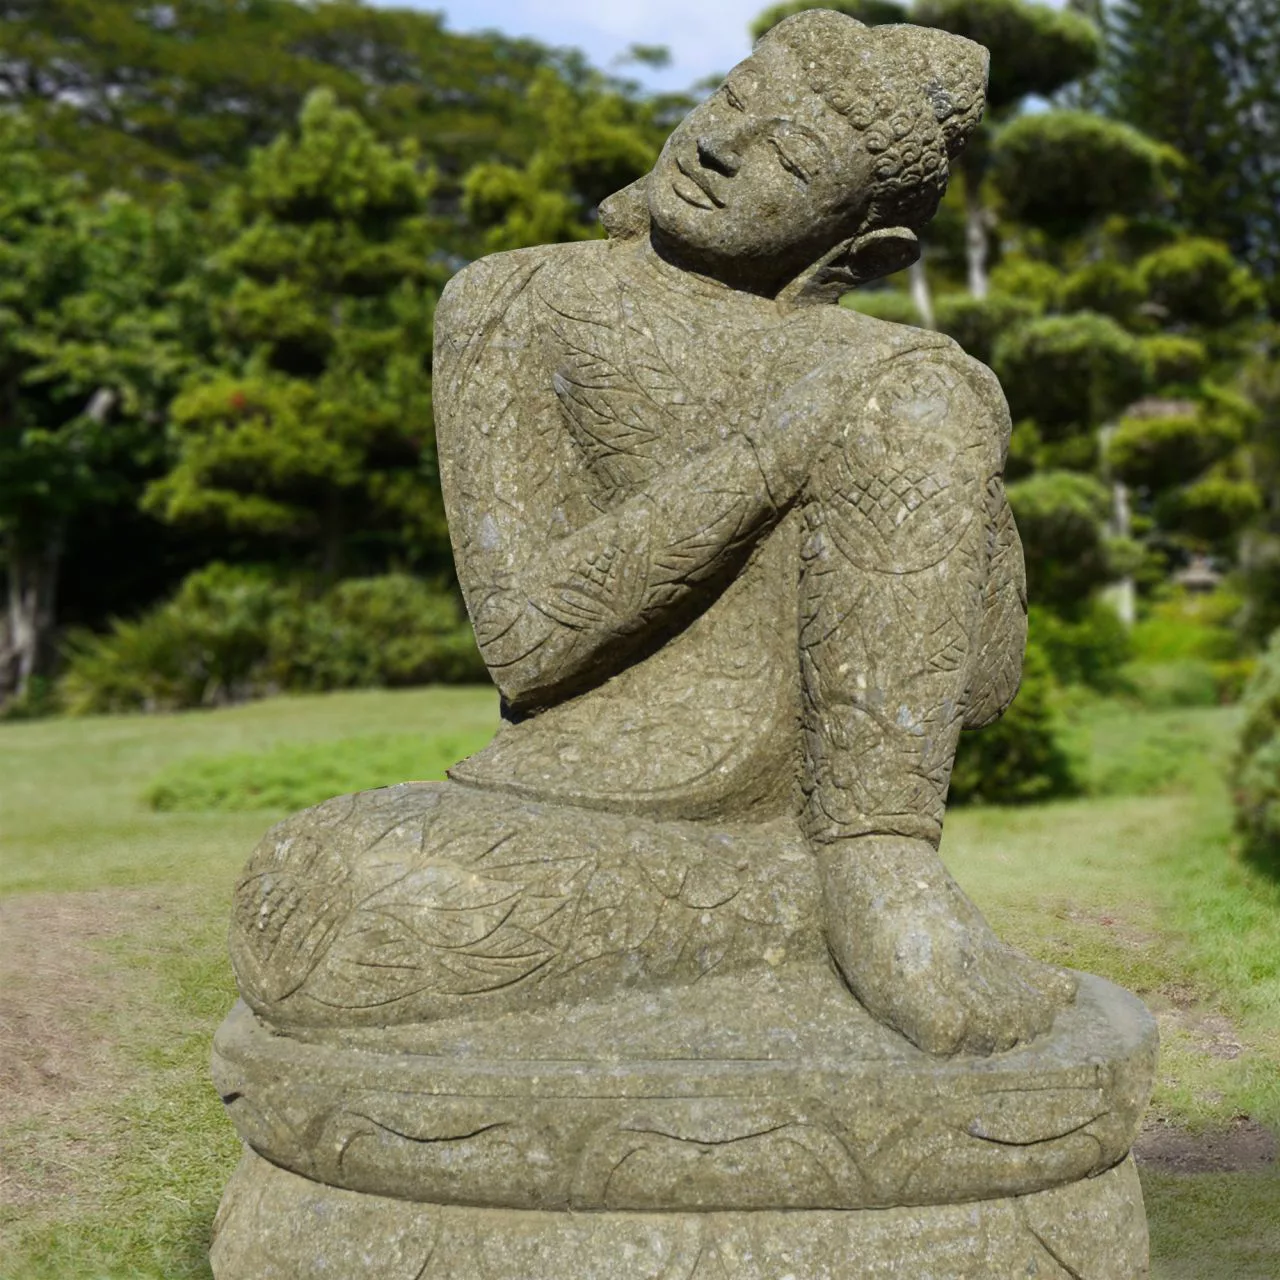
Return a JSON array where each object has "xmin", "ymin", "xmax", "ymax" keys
[{"xmin": 799, "ymin": 344, "xmax": 1025, "ymax": 848}]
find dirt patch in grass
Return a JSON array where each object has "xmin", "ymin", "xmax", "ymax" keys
[
  {"xmin": 1136, "ymin": 1116, "xmax": 1278, "ymax": 1174},
  {"xmin": 0, "ymin": 889, "xmax": 164, "ymax": 1213}
]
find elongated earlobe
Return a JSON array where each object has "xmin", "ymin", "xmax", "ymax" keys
[{"xmin": 778, "ymin": 226, "xmax": 920, "ymax": 307}]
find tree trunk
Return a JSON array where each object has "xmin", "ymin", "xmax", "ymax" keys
[
  {"xmin": 908, "ymin": 253, "xmax": 936, "ymax": 330},
  {"xmin": 4, "ymin": 533, "xmax": 61, "ymax": 701},
  {"xmin": 1098, "ymin": 423, "xmax": 1135, "ymax": 628},
  {"xmin": 962, "ymin": 152, "xmax": 990, "ymax": 300}
]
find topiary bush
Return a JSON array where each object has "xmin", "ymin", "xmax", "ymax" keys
[
  {"xmin": 1137, "ymin": 237, "xmax": 1264, "ymax": 330},
  {"xmin": 994, "ymin": 312, "xmax": 1149, "ymax": 437},
  {"xmin": 950, "ymin": 640, "xmax": 1081, "ymax": 806},
  {"xmin": 934, "ymin": 291, "xmax": 1040, "ymax": 365}
]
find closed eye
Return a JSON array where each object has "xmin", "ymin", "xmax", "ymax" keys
[{"xmin": 769, "ymin": 136, "xmax": 810, "ymax": 183}]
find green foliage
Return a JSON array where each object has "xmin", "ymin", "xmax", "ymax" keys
[
  {"xmin": 1158, "ymin": 474, "xmax": 1264, "ymax": 547},
  {"xmin": 1138, "ymin": 237, "xmax": 1265, "ymax": 330},
  {"xmin": 1059, "ymin": 261, "xmax": 1145, "ymax": 327},
  {"xmin": 1121, "ymin": 660, "xmax": 1226, "ymax": 709},
  {"xmin": 0, "ymin": 0, "xmax": 563, "ymax": 201},
  {"xmin": 992, "ymin": 110, "xmax": 1176, "ymax": 237},
  {"xmin": 987, "ymin": 258, "xmax": 1065, "ymax": 312},
  {"xmin": 1103, "ymin": 0, "xmax": 1280, "ymax": 307},
  {"xmin": 1235, "ymin": 631, "xmax": 1280, "ymax": 870},
  {"xmin": 1107, "ymin": 410, "xmax": 1241, "ymax": 491},
  {"xmin": 994, "ymin": 312, "xmax": 1148, "ymax": 436},
  {"xmin": 840, "ymin": 289, "xmax": 924, "ymax": 326},
  {"xmin": 911, "ymin": 0, "xmax": 1102, "ymax": 108},
  {"xmin": 61, "ymin": 564, "xmax": 290, "ymax": 713},
  {"xmin": 1140, "ymin": 334, "xmax": 1208, "ymax": 389},
  {"xmin": 462, "ymin": 69, "xmax": 659, "ymax": 251},
  {"xmin": 1007, "ymin": 470, "xmax": 1114, "ymax": 610},
  {"xmin": 267, "ymin": 575, "xmax": 485, "ymax": 692},
  {"xmin": 1131, "ymin": 589, "xmax": 1244, "ymax": 664},
  {"xmin": 949, "ymin": 640, "xmax": 1081, "ymax": 805},
  {"xmin": 1029, "ymin": 600, "xmax": 1132, "ymax": 690},
  {"xmin": 145, "ymin": 730, "xmax": 495, "ymax": 814},
  {"xmin": 145, "ymin": 90, "xmax": 447, "ymax": 572},
  {"xmin": 0, "ymin": 114, "xmax": 200, "ymax": 696},
  {"xmin": 933, "ymin": 291, "xmax": 1039, "ymax": 364},
  {"xmin": 750, "ymin": 0, "xmax": 908, "ymax": 41},
  {"xmin": 60, "ymin": 566, "xmax": 481, "ymax": 715}
]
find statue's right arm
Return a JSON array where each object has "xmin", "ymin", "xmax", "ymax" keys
[{"xmin": 435, "ymin": 257, "xmax": 833, "ymax": 711}]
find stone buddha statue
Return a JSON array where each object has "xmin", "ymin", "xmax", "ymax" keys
[
  {"xmin": 213, "ymin": 15, "xmax": 1157, "ymax": 1277},
  {"xmin": 228, "ymin": 9, "xmax": 1074, "ymax": 1059}
]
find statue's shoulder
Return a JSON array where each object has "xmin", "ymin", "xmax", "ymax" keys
[
  {"xmin": 439, "ymin": 241, "xmax": 611, "ymax": 330},
  {"xmin": 799, "ymin": 304, "xmax": 1009, "ymax": 427}
]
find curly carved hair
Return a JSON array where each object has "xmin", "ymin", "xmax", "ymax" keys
[{"xmin": 760, "ymin": 11, "xmax": 988, "ymax": 236}]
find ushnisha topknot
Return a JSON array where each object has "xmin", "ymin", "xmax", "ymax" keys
[{"xmin": 760, "ymin": 10, "xmax": 989, "ymax": 235}]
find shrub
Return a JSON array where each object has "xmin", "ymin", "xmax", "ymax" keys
[
  {"xmin": 1006, "ymin": 470, "xmax": 1114, "ymax": 611},
  {"xmin": 1140, "ymin": 334, "xmax": 1208, "ymax": 389},
  {"xmin": 61, "ymin": 567, "xmax": 486, "ymax": 714},
  {"xmin": 934, "ymin": 291, "xmax": 1039, "ymax": 366},
  {"xmin": 840, "ymin": 288, "xmax": 924, "ymax": 327},
  {"xmin": 267, "ymin": 574, "xmax": 485, "ymax": 690},
  {"xmin": 1029, "ymin": 600, "xmax": 1133, "ymax": 691},
  {"xmin": 950, "ymin": 641, "xmax": 1081, "ymax": 806},
  {"xmin": 1106, "ymin": 409, "xmax": 1240, "ymax": 492},
  {"xmin": 994, "ymin": 312, "xmax": 1149, "ymax": 437},
  {"xmin": 1060, "ymin": 261, "xmax": 1145, "ymax": 327},
  {"xmin": 1138, "ymin": 237, "xmax": 1264, "ymax": 330},
  {"xmin": 988, "ymin": 258, "xmax": 1064, "ymax": 311},
  {"xmin": 61, "ymin": 564, "xmax": 291, "ymax": 714},
  {"xmin": 1233, "ymin": 632, "xmax": 1280, "ymax": 870}
]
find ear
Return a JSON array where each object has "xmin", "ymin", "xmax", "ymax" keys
[
  {"xmin": 599, "ymin": 177, "xmax": 651, "ymax": 241},
  {"xmin": 778, "ymin": 226, "xmax": 920, "ymax": 307}
]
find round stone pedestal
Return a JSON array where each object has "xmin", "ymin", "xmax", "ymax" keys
[
  {"xmin": 211, "ymin": 968, "xmax": 1156, "ymax": 1278},
  {"xmin": 212, "ymin": 1150, "xmax": 1148, "ymax": 1279}
]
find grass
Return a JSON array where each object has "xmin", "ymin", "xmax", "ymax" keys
[{"xmin": 1, "ymin": 687, "xmax": 1278, "ymax": 1277}]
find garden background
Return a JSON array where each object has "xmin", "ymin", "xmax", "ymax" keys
[{"xmin": 2, "ymin": 1, "xmax": 1280, "ymax": 1276}]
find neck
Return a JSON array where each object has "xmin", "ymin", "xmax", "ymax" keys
[{"xmin": 646, "ymin": 226, "xmax": 801, "ymax": 299}]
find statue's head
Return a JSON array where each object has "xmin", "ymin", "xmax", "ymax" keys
[{"xmin": 607, "ymin": 10, "xmax": 987, "ymax": 301}]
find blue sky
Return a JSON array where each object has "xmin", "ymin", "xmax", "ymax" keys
[{"xmin": 379, "ymin": 1, "xmax": 1068, "ymax": 93}]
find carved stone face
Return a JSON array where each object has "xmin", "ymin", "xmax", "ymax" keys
[{"xmin": 647, "ymin": 40, "xmax": 874, "ymax": 283}]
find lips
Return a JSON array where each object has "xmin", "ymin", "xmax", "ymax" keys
[{"xmin": 673, "ymin": 156, "xmax": 724, "ymax": 210}]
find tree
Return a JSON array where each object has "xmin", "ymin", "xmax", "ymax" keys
[
  {"xmin": 462, "ymin": 69, "xmax": 661, "ymax": 252},
  {"xmin": 146, "ymin": 90, "xmax": 448, "ymax": 579},
  {"xmin": 0, "ymin": 117, "xmax": 196, "ymax": 702},
  {"xmin": 0, "ymin": 0, "xmax": 568, "ymax": 204},
  {"xmin": 1103, "ymin": 0, "xmax": 1280, "ymax": 309},
  {"xmin": 911, "ymin": 0, "xmax": 1103, "ymax": 297}
]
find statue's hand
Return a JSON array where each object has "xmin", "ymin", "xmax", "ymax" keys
[{"xmin": 747, "ymin": 358, "xmax": 854, "ymax": 504}]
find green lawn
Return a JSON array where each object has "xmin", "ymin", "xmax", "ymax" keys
[{"xmin": 1, "ymin": 688, "xmax": 1277, "ymax": 1278}]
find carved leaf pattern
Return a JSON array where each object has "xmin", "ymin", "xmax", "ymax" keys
[{"xmin": 230, "ymin": 783, "xmax": 806, "ymax": 1025}]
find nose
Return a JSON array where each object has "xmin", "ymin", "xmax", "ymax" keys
[{"xmin": 697, "ymin": 134, "xmax": 741, "ymax": 177}]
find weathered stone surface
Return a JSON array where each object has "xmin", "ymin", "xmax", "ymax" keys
[
  {"xmin": 212, "ymin": 9, "xmax": 1157, "ymax": 1276},
  {"xmin": 215, "ymin": 970, "xmax": 1154, "ymax": 1212},
  {"xmin": 211, "ymin": 1148, "xmax": 1150, "ymax": 1280}
]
